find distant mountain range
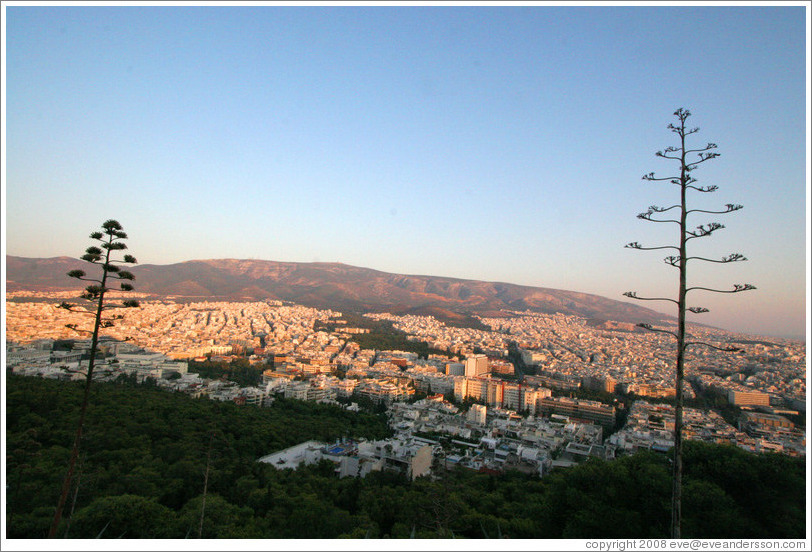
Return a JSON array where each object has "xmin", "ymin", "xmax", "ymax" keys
[{"xmin": 5, "ymin": 255, "xmax": 672, "ymax": 327}]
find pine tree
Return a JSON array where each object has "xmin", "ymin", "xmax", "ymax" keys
[
  {"xmin": 624, "ymin": 109, "xmax": 755, "ymax": 538},
  {"xmin": 48, "ymin": 219, "xmax": 140, "ymax": 537}
]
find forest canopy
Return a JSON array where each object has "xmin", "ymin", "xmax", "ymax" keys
[{"xmin": 4, "ymin": 374, "xmax": 806, "ymax": 539}]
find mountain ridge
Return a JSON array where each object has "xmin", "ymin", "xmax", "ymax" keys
[{"xmin": 5, "ymin": 255, "xmax": 673, "ymax": 326}]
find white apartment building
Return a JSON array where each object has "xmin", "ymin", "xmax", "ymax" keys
[
  {"xmin": 464, "ymin": 354, "xmax": 489, "ymax": 377},
  {"xmin": 467, "ymin": 404, "xmax": 487, "ymax": 425}
]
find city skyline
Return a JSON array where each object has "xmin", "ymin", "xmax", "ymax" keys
[{"xmin": 3, "ymin": 2, "xmax": 809, "ymax": 339}]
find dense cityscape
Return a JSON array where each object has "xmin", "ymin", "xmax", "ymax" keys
[
  {"xmin": 4, "ymin": 4, "xmax": 807, "ymax": 545},
  {"xmin": 6, "ymin": 291, "xmax": 807, "ymax": 480}
]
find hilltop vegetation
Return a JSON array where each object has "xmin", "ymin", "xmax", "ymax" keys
[
  {"xmin": 316, "ymin": 312, "xmax": 455, "ymax": 358},
  {"xmin": 5, "ymin": 375, "xmax": 805, "ymax": 539}
]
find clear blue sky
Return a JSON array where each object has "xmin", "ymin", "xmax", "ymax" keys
[{"xmin": 3, "ymin": 3, "xmax": 809, "ymax": 339}]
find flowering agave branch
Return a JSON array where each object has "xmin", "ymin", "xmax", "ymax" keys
[
  {"xmin": 49, "ymin": 220, "xmax": 140, "ymax": 538},
  {"xmin": 623, "ymin": 109, "xmax": 755, "ymax": 539}
]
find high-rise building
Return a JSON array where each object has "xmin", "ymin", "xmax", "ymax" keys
[
  {"xmin": 446, "ymin": 362, "xmax": 465, "ymax": 376},
  {"xmin": 490, "ymin": 359, "xmax": 515, "ymax": 375},
  {"xmin": 467, "ymin": 404, "xmax": 487, "ymax": 425},
  {"xmin": 464, "ymin": 354, "xmax": 489, "ymax": 377},
  {"xmin": 454, "ymin": 376, "xmax": 551, "ymax": 413},
  {"xmin": 539, "ymin": 396, "xmax": 616, "ymax": 428},
  {"xmin": 582, "ymin": 375, "xmax": 617, "ymax": 393},
  {"xmin": 728, "ymin": 390, "xmax": 770, "ymax": 407}
]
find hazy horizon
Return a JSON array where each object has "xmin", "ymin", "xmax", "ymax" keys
[
  {"xmin": 3, "ymin": 2, "xmax": 809, "ymax": 340},
  {"xmin": 3, "ymin": 251, "xmax": 806, "ymax": 342}
]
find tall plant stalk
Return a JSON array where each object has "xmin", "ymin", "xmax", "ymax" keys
[
  {"xmin": 624, "ymin": 109, "xmax": 754, "ymax": 538},
  {"xmin": 48, "ymin": 220, "xmax": 140, "ymax": 537}
]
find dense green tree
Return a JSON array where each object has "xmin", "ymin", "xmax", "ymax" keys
[
  {"xmin": 681, "ymin": 479, "xmax": 750, "ymax": 538},
  {"xmin": 68, "ymin": 494, "xmax": 175, "ymax": 538},
  {"xmin": 176, "ymin": 494, "xmax": 261, "ymax": 538},
  {"xmin": 682, "ymin": 441, "xmax": 806, "ymax": 538},
  {"xmin": 188, "ymin": 358, "xmax": 264, "ymax": 387},
  {"xmin": 5, "ymin": 374, "xmax": 805, "ymax": 540}
]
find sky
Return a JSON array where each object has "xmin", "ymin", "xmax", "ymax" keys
[{"xmin": 2, "ymin": 2, "xmax": 809, "ymax": 340}]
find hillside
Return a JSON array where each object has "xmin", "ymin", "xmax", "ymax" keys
[{"xmin": 6, "ymin": 255, "xmax": 672, "ymax": 325}]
